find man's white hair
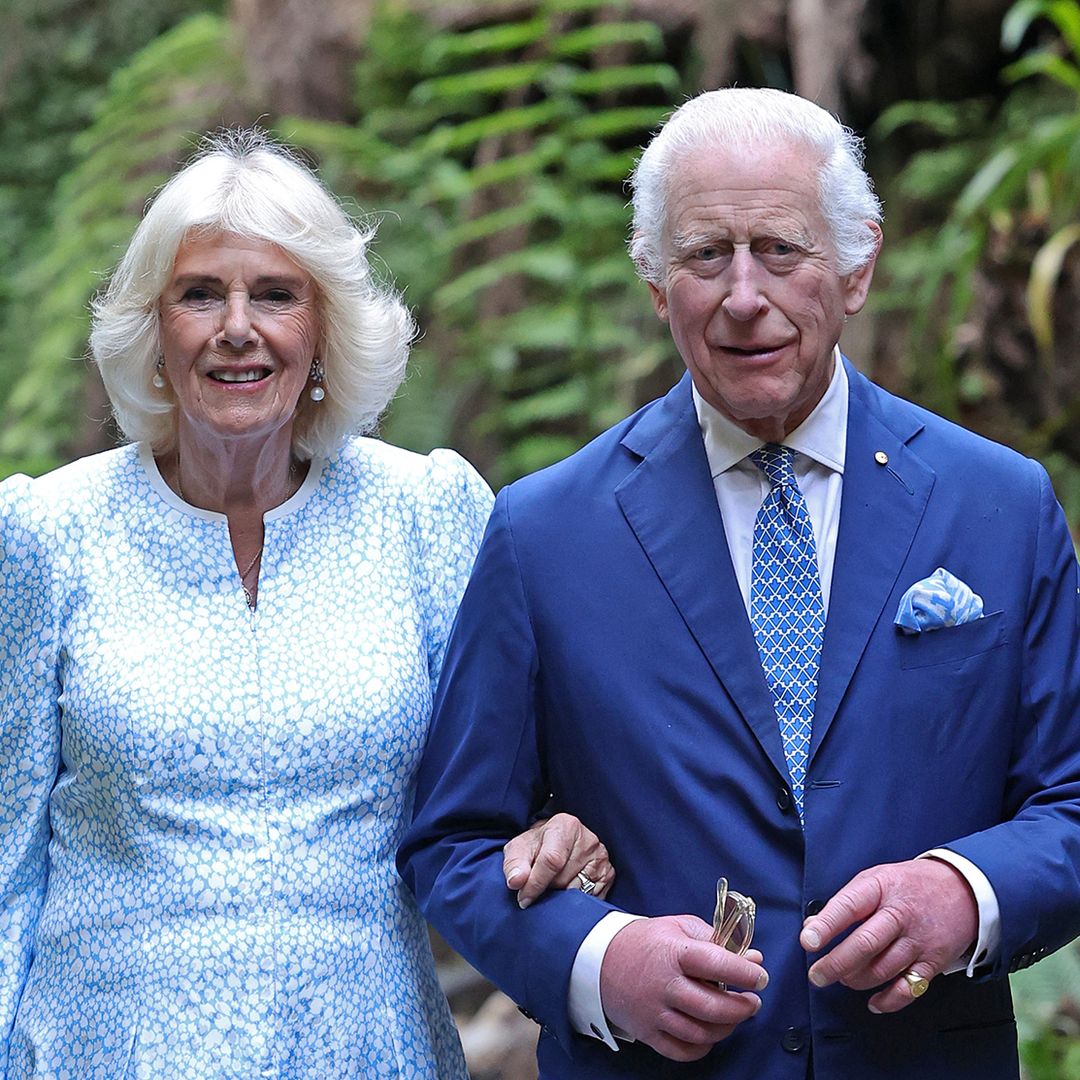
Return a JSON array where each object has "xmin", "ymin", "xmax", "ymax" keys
[
  {"xmin": 90, "ymin": 128, "xmax": 415, "ymax": 460},
  {"xmin": 629, "ymin": 88, "xmax": 883, "ymax": 285}
]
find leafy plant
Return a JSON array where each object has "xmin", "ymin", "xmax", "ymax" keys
[
  {"xmin": 1014, "ymin": 941, "xmax": 1080, "ymax": 1079},
  {"xmin": 0, "ymin": 0, "xmax": 224, "ymax": 342},
  {"xmin": 873, "ymin": 0, "xmax": 1080, "ymax": 532},
  {"xmin": 284, "ymin": 0, "xmax": 683, "ymax": 483},
  {"xmin": 0, "ymin": 13, "xmax": 243, "ymax": 476}
]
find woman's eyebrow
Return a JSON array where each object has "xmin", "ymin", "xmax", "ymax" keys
[{"xmin": 169, "ymin": 273, "xmax": 309, "ymax": 288}]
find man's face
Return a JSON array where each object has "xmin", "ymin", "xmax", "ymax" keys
[{"xmin": 648, "ymin": 141, "xmax": 880, "ymax": 442}]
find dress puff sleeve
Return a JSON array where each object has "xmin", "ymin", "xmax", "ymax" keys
[
  {"xmin": 412, "ymin": 449, "xmax": 495, "ymax": 696},
  {"xmin": 0, "ymin": 475, "xmax": 62, "ymax": 1065}
]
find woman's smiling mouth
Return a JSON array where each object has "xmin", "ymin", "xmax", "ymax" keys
[{"xmin": 208, "ymin": 367, "xmax": 272, "ymax": 383}]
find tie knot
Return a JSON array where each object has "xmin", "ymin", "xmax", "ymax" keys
[{"xmin": 750, "ymin": 444, "xmax": 797, "ymax": 489}]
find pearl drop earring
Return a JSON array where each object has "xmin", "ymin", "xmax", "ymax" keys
[
  {"xmin": 309, "ymin": 359, "xmax": 325, "ymax": 402},
  {"xmin": 153, "ymin": 357, "xmax": 167, "ymax": 390}
]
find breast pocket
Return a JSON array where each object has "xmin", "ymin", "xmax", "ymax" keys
[{"xmin": 897, "ymin": 610, "xmax": 1006, "ymax": 670}]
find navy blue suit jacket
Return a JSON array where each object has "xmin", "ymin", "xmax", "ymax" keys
[{"xmin": 400, "ymin": 362, "xmax": 1080, "ymax": 1079}]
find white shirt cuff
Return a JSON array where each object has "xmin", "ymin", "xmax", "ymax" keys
[
  {"xmin": 568, "ymin": 911, "xmax": 644, "ymax": 1049},
  {"xmin": 919, "ymin": 849, "xmax": 1001, "ymax": 975}
]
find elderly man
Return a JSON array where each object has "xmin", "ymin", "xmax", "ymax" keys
[{"xmin": 399, "ymin": 88, "xmax": 1080, "ymax": 1079}]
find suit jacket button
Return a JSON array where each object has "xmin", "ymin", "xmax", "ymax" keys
[
  {"xmin": 805, "ymin": 899, "xmax": 824, "ymax": 918},
  {"xmin": 781, "ymin": 1027, "xmax": 805, "ymax": 1053},
  {"xmin": 777, "ymin": 788, "xmax": 792, "ymax": 812}
]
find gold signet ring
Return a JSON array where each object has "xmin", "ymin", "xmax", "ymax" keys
[{"xmin": 902, "ymin": 970, "xmax": 929, "ymax": 998}]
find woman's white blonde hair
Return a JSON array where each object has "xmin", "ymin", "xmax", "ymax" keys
[{"xmin": 89, "ymin": 128, "xmax": 415, "ymax": 459}]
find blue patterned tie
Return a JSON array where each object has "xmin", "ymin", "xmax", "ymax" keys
[{"xmin": 749, "ymin": 445, "xmax": 825, "ymax": 822}]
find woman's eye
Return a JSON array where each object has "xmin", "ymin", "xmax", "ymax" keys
[
  {"xmin": 182, "ymin": 286, "xmax": 215, "ymax": 302},
  {"xmin": 262, "ymin": 289, "xmax": 294, "ymax": 303}
]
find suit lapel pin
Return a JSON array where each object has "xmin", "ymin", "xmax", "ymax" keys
[{"xmin": 875, "ymin": 449, "xmax": 914, "ymax": 493}]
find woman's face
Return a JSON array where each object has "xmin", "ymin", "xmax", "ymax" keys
[{"xmin": 159, "ymin": 231, "xmax": 321, "ymax": 449}]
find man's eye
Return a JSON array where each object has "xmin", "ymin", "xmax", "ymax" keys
[{"xmin": 696, "ymin": 247, "xmax": 722, "ymax": 260}]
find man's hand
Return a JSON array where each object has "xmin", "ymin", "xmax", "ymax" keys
[
  {"xmin": 800, "ymin": 858, "xmax": 978, "ymax": 1013},
  {"xmin": 502, "ymin": 813, "xmax": 614, "ymax": 909},
  {"xmin": 600, "ymin": 915, "xmax": 767, "ymax": 1061}
]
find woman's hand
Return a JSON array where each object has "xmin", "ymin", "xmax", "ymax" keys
[{"xmin": 502, "ymin": 813, "xmax": 614, "ymax": 909}]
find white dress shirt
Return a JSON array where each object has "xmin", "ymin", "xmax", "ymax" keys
[{"xmin": 567, "ymin": 350, "xmax": 1001, "ymax": 1049}]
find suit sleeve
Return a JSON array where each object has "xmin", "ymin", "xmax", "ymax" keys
[
  {"xmin": 398, "ymin": 486, "xmax": 617, "ymax": 1052},
  {"xmin": 0, "ymin": 476, "xmax": 62, "ymax": 1066},
  {"xmin": 945, "ymin": 462, "xmax": 1080, "ymax": 978}
]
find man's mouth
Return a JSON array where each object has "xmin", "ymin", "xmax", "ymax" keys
[
  {"xmin": 721, "ymin": 344, "xmax": 788, "ymax": 357},
  {"xmin": 208, "ymin": 367, "xmax": 272, "ymax": 383}
]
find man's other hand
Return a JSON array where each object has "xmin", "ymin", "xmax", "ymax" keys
[
  {"xmin": 801, "ymin": 858, "xmax": 978, "ymax": 1013},
  {"xmin": 600, "ymin": 915, "xmax": 767, "ymax": 1061}
]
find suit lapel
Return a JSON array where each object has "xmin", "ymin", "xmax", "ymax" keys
[
  {"xmin": 810, "ymin": 364, "xmax": 935, "ymax": 760},
  {"xmin": 615, "ymin": 366, "xmax": 937, "ymax": 782},
  {"xmin": 616, "ymin": 377, "xmax": 789, "ymax": 783}
]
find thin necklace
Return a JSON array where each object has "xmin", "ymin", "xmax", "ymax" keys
[
  {"xmin": 238, "ymin": 546, "xmax": 263, "ymax": 610},
  {"xmin": 176, "ymin": 464, "xmax": 264, "ymax": 610}
]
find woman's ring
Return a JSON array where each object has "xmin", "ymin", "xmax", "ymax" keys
[{"xmin": 576, "ymin": 871, "xmax": 597, "ymax": 895}]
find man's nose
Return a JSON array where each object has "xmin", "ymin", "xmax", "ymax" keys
[
  {"xmin": 216, "ymin": 292, "xmax": 256, "ymax": 348},
  {"xmin": 720, "ymin": 248, "xmax": 767, "ymax": 322}
]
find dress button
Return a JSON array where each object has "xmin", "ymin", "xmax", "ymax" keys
[
  {"xmin": 805, "ymin": 899, "xmax": 824, "ymax": 917},
  {"xmin": 776, "ymin": 788, "xmax": 792, "ymax": 812},
  {"xmin": 781, "ymin": 1027, "xmax": 805, "ymax": 1053}
]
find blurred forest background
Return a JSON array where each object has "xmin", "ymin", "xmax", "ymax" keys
[{"xmin": 2, "ymin": 0, "xmax": 1080, "ymax": 1076}]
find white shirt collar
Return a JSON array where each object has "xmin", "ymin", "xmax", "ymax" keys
[{"xmin": 692, "ymin": 345, "xmax": 848, "ymax": 477}]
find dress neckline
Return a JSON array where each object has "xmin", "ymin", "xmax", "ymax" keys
[{"xmin": 139, "ymin": 442, "xmax": 325, "ymax": 523}]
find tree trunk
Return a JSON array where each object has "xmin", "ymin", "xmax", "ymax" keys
[
  {"xmin": 229, "ymin": 0, "xmax": 373, "ymax": 119},
  {"xmin": 788, "ymin": 0, "xmax": 870, "ymax": 111}
]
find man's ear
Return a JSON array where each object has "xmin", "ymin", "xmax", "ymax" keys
[
  {"xmin": 632, "ymin": 228, "xmax": 669, "ymax": 321},
  {"xmin": 647, "ymin": 281, "xmax": 669, "ymax": 322},
  {"xmin": 843, "ymin": 222, "xmax": 882, "ymax": 316}
]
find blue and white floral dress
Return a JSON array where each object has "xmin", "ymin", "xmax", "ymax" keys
[{"xmin": 0, "ymin": 438, "xmax": 493, "ymax": 1079}]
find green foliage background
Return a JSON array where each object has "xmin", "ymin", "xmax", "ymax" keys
[
  {"xmin": 283, "ymin": 0, "xmax": 683, "ymax": 484},
  {"xmin": 1, "ymin": 0, "xmax": 1079, "ymax": 1073},
  {"xmin": 0, "ymin": 0, "xmax": 230, "ymax": 476},
  {"xmin": 873, "ymin": 0, "xmax": 1080, "ymax": 530}
]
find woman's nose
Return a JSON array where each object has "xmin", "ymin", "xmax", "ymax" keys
[{"xmin": 216, "ymin": 293, "xmax": 256, "ymax": 348}]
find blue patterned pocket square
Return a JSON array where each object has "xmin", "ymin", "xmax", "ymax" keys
[{"xmin": 895, "ymin": 568, "xmax": 984, "ymax": 635}]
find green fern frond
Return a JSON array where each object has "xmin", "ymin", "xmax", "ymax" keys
[{"xmin": 0, "ymin": 13, "xmax": 242, "ymax": 464}]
